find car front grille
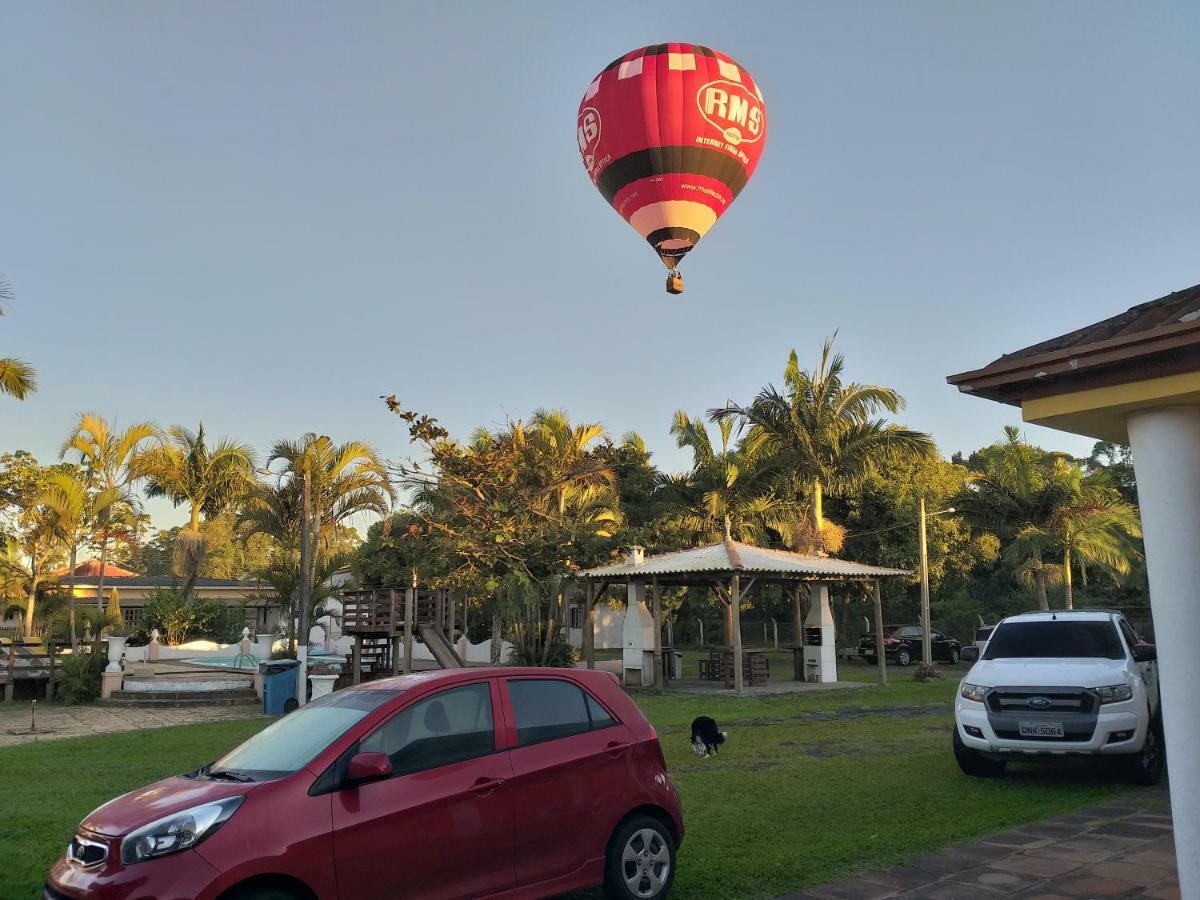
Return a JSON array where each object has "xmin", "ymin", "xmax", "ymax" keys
[
  {"xmin": 986, "ymin": 689, "xmax": 1096, "ymax": 715},
  {"xmin": 67, "ymin": 834, "xmax": 108, "ymax": 868}
]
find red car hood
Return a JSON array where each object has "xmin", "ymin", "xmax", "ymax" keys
[{"xmin": 82, "ymin": 775, "xmax": 258, "ymax": 837}]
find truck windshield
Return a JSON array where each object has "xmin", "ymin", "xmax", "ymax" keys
[{"xmin": 983, "ymin": 621, "xmax": 1125, "ymax": 660}]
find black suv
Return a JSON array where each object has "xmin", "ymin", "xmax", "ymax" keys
[{"xmin": 859, "ymin": 625, "xmax": 962, "ymax": 666}]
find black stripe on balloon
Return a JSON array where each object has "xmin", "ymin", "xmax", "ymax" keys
[
  {"xmin": 646, "ymin": 226, "xmax": 701, "ymax": 248},
  {"xmin": 598, "ymin": 146, "xmax": 747, "ymax": 204},
  {"xmin": 695, "ymin": 46, "xmax": 716, "ymax": 57}
]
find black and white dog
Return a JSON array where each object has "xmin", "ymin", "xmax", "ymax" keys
[{"xmin": 690, "ymin": 716, "xmax": 727, "ymax": 757}]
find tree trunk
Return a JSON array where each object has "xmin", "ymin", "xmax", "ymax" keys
[
  {"xmin": 490, "ymin": 593, "xmax": 502, "ymax": 664},
  {"xmin": 1063, "ymin": 548, "xmax": 1074, "ymax": 610},
  {"xmin": 67, "ymin": 545, "xmax": 78, "ymax": 651},
  {"xmin": 95, "ymin": 532, "xmax": 109, "ymax": 611},
  {"xmin": 24, "ymin": 567, "xmax": 40, "ymax": 637},
  {"xmin": 179, "ymin": 503, "xmax": 203, "ymax": 602},
  {"xmin": 812, "ymin": 480, "xmax": 824, "ymax": 539},
  {"xmin": 1035, "ymin": 567, "xmax": 1050, "ymax": 611}
]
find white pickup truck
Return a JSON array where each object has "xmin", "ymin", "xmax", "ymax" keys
[{"xmin": 953, "ymin": 610, "xmax": 1162, "ymax": 784}]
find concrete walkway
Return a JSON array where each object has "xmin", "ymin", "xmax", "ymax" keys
[
  {"xmin": 780, "ymin": 789, "xmax": 1177, "ymax": 900},
  {"xmin": 0, "ymin": 702, "xmax": 266, "ymax": 748}
]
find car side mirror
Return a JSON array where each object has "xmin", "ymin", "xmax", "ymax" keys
[
  {"xmin": 960, "ymin": 646, "xmax": 980, "ymax": 663},
  {"xmin": 1132, "ymin": 643, "xmax": 1157, "ymax": 663},
  {"xmin": 346, "ymin": 752, "xmax": 392, "ymax": 785}
]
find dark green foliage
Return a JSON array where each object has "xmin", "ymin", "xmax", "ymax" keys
[
  {"xmin": 270, "ymin": 647, "xmax": 297, "ymax": 660},
  {"xmin": 57, "ymin": 648, "xmax": 105, "ymax": 704},
  {"xmin": 143, "ymin": 587, "xmax": 246, "ymax": 645},
  {"xmin": 508, "ymin": 620, "xmax": 578, "ymax": 667}
]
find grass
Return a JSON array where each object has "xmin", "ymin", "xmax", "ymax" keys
[{"xmin": 0, "ymin": 673, "xmax": 1147, "ymax": 900}]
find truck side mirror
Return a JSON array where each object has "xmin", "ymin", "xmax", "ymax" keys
[
  {"xmin": 960, "ymin": 646, "xmax": 980, "ymax": 663},
  {"xmin": 1132, "ymin": 643, "xmax": 1157, "ymax": 663}
]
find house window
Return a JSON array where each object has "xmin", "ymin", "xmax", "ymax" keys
[
  {"xmin": 569, "ymin": 605, "xmax": 584, "ymax": 630},
  {"xmin": 123, "ymin": 607, "xmax": 145, "ymax": 629}
]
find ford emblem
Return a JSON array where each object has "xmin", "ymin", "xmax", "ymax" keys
[{"xmin": 1027, "ymin": 696, "xmax": 1052, "ymax": 709}]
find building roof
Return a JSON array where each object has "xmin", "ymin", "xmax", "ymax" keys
[
  {"xmin": 578, "ymin": 540, "xmax": 911, "ymax": 581},
  {"xmin": 947, "ymin": 282, "xmax": 1200, "ymax": 406},
  {"xmin": 50, "ymin": 559, "xmax": 139, "ymax": 579},
  {"xmin": 64, "ymin": 575, "xmax": 273, "ymax": 592}
]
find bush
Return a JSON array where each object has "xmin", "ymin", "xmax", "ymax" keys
[
  {"xmin": 508, "ymin": 621, "xmax": 578, "ymax": 668},
  {"xmin": 270, "ymin": 648, "xmax": 297, "ymax": 661},
  {"xmin": 143, "ymin": 589, "xmax": 247, "ymax": 645},
  {"xmin": 58, "ymin": 649, "xmax": 106, "ymax": 705}
]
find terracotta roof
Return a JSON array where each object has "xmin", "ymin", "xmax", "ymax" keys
[
  {"xmin": 50, "ymin": 560, "xmax": 139, "ymax": 578},
  {"xmin": 578, "ymin": 540, "xmax": 910, "ymax": 580},
  {"xmin": 947, "ymin": 282, "xmax": 1200, "ymax": 404}
]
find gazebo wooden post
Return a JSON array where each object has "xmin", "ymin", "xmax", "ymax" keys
[
  {"xmin": 352, "ymin": 636, "xmax": 362, "ymax": 685},
  {"xmin": 731, "ymin": 574, "xmax": 744, "ymax": 695},
  {"xmin": 791, "ymin": 583, "xmax": 803, "ymax": 646},
  {"xmin": 873, "ymin": 579, "xmax": 887, "ymax": 687},
  {"xmin": 583, "ymin": 581, "xmax": 596, "ymax": 670},
  {"xmin": 651, "ymin": 577, "xmax": 663, "ymax": 692}
]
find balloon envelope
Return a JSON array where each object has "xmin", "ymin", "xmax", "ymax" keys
[{"xmin": 577, "ymin": 43, "xmax": 767, "ymax": 279}]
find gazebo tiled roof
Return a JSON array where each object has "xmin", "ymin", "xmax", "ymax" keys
[{"xmin": 578, "ymin": 540, "xmax": 910, "ymax": 581}]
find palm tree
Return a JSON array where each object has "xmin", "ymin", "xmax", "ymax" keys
[
  {"xmin": 665, "ymin": 411, "xmax": 800, "ymax": 545},
  {"xmin": 253, "ymin": 550, "xmax": 349, "ymax": 651},
  {"xmin": 142, "ymin": 424, "xmax": 257, "ymax": 599},
  {"xmin": 0, "ymin": 278, "xmax": 36, "ymax": 400},
  {"xmin": 712, "ymin": 337, "xmax": 934, "ymax": 548},
  {"xmin": 38, "ymin": 472, "xmax": 121, "ymax": 648},
  {"xmin": 60, "ymin": 414, "xmax": 158, "ymax": 610},
  {"xmin": 259, "ymin": 434, "xmax": 393, "ymax": 600}
]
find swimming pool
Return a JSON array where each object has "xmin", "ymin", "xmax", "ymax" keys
[{"xmin": 181, "ymin": 653, "xmax": 347, "ymax": 671}]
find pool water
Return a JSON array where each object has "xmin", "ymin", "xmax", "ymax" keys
[{"xmin": 182, "ymin": 654, "xmax": 347, "ymax": 671}]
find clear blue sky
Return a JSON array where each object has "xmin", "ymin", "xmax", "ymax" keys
[{"xmin": 3, "ymin": 1, "xmax": 1198, "ymax": 530}]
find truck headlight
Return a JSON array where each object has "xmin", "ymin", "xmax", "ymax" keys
[
  {"xmin": 121, "ymin": 796, "xmax": 244, "ymax": 864},
  {"xmin": 960, "ymin": 683, "xmax": 987, "ymax": 703},
  {"xmin": 1095, "ymin": 684, "xmax": 1133, "ymax": 705}
]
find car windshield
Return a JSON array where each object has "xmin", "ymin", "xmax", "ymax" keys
[
  {"xmin": 983, "ymin": 621, "xmax": 1125, "ymax": 660},
  {"xmin": 208, "ymin": 690, "xmax": 396, "ymax": 780}
]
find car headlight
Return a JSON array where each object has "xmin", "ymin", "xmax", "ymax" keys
[
  {"xmin": 121, "ymin": 796, "xmax": 244, "ymax": 865},
  {"xmin": 960, "ymin": 683, "xmax": 987, "ymax": 703},
  {"xmin": 1095, "ymin": 684, "xmax": 1133, "ymax": 705}
]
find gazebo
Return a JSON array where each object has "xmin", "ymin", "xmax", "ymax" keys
[{"xmin": 576, "ymin": 540, "xmax": 910, "ymax": 693}]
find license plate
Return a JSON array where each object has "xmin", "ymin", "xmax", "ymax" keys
[{"xmin": 1019, "ymin": 721, "xmax": 1064, "ymax": 738}]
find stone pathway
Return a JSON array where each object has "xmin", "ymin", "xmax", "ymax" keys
[
  {"xmin": 779, "ymin": 789, "xmax": 1177, "ymax": 900},
  {"xmin": 0, "ymin": 702, "xmax": 266, "ymax": 748}
]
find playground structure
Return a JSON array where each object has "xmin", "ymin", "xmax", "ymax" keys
[{"xmin": 340, "ymin": 587, "xmax": 466, "ymax": 682}]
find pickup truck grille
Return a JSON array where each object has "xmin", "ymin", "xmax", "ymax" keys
[
  {"xmin": 985, "ymin": 686, "xmax": 1098, "ymax": 742},
  {"xmin": 986, "ymin": 689, "xmax": 1096, "ymax": 715}
]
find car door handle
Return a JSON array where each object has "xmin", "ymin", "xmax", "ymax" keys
[
  {"xmin": 469, "ymin": 777, "xmax": 506, "ymax": 796},
  {"xmin": 605, "ymin": 741, "xmax": 632, "ymax": 756}
]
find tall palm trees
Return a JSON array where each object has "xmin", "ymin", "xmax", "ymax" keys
[
  {"xmin": 959, "ymin": 429, "xmax": 1141, "ymax": 610},
  {"xmin": 712, "ymin": 337, "xmax": 934, "ymax": 549},
  {"xmin": 142, "ymin": 424, "xmax": 256, "ymax": 598},
  {"xmin": 38, "ymin": 472, "xmax": 121, "ymax": 648},
  {"xmin": 666, "ymin": 411, "xmax": 798, "ymax": 544},
  {"xmin": 60, "ymin": 414, "xmax": 158, "ymax": 610},
  {"xmin": 0, "ymin": 279, "xmax": 36, "ymax": 400}
]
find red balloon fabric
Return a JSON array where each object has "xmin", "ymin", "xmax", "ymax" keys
[{"xmin": 577, "ymin": 43, "xmax": 767, "ymax": 275}]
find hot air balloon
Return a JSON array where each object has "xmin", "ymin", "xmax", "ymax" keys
[{"xmin": 577, "ymin": 43, "xmax": 767, "ymax": 295}]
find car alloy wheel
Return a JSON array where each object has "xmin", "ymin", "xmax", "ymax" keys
[
  {"xmin": 622, "ymin": 827, "xmax": 671, "ymax": 898},
  {"xmin": 897, "ymin": 648, "xmax": 912, "ymax": 666}
]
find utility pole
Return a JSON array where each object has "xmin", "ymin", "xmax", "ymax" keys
[
  {"xmin": 296, "ymin": 464, "xmax": 312, "ymax": 707},
  {"xmin": 919, "ymin": 497, "xmax": 932, "ymax": 667}
]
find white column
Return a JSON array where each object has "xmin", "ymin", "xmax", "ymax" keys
[{"xmin": 1127, "ymin": 405, "xmax": 1200, "ymax": 900}]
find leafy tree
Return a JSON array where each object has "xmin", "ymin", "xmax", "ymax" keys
[
  {"xmin": 0, "ymin": 452, "xmax": 71, "ymax": 634},
  {"xmin": 60, "ymin": 414, "xmax": 158, "ymax": 611},
  {"xmin": 142, "ymin": 424, "xmax": 257, "ymax": 598},
  {"xmin": 0, "ymin": 279, "xmax": 36, "ymax": 401},
  {"xmin": 712, "ymin": 336, "xmax": 933, "ymax": 548}
]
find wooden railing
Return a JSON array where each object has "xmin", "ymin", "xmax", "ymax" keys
[{"xmin": 341, "ymin": 588, "xmax": 450, "ymax": 636}]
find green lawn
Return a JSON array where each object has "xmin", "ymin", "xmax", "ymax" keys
[{"xmin": 0, "ymin": 675, "xmax": 1148, "ymax": 900}]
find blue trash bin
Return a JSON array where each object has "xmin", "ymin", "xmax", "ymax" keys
[{"xmin": 261, "ymin": 659, "xmax": 301, "ymax": 715}]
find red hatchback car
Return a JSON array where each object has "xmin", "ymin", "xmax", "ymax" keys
[{"xmin": 46, "ymin": 668, "xmax": 683, "ymax": 900}]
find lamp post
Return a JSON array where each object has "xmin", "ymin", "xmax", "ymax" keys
[{"xmin": 918, "ymin": 499, "xmax": 955, "ymax": 668}]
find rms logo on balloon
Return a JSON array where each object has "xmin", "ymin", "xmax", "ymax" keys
[
  {"xmin": 577, "ymin": 107, "xmax": 605, "ymax": 179},
  {"xmin": 697, "ymin": 81, "xmax": 764, "ymax": 146}
]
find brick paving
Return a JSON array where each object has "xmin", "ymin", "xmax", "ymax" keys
[
  {"xmin": 779, "ymin": 790, "xmax": 1178, "ymax": 900},
  {"xmin": 0, "ymin": 701, "xmax": 265, "ymax": 747}
]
